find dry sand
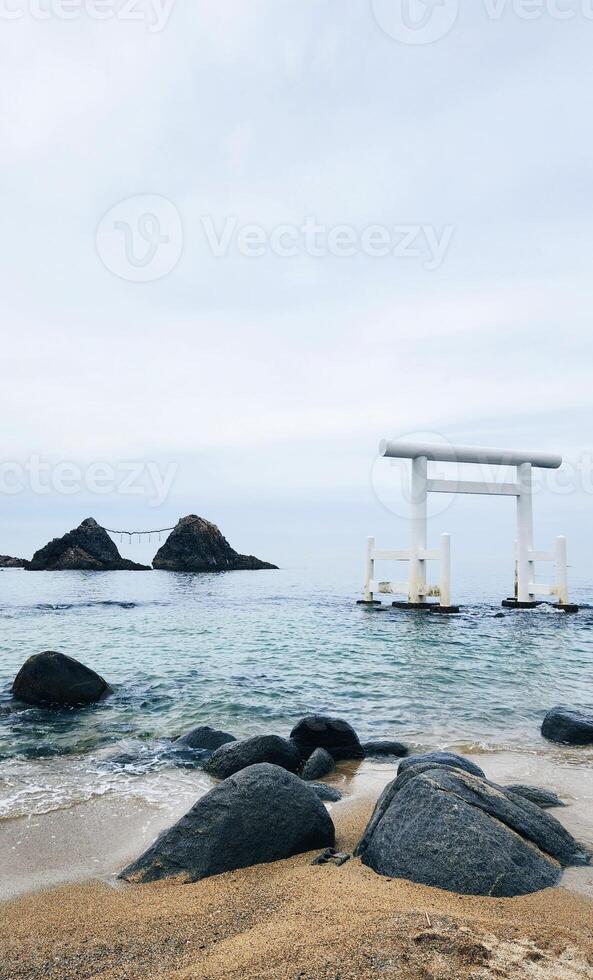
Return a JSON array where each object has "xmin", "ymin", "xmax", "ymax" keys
[{"xmin": 2, "ymin": 801, "xmax": 593, "ymax": 980}]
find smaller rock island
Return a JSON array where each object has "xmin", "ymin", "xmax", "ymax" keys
[
  {"xmin": 152, "ymin": 515, "xmax": 277, "ymax": 572},
  {"xmin": 28, "ymin": 518, "xmax": 150, "ymax": 571}
]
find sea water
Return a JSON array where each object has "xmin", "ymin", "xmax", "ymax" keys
[{"xmin": 1, "ymin": 566, "xmax": 592, "ymax": 821}]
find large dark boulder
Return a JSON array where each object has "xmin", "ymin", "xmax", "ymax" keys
[
  {"xmin": 28, "ymin": 518, "xmax": 150, "ymax": 571},
  {"xmin": 356, "ymin": 766, "xmax": 589, "ymax": 897},
  {"xmin": 175, "ymin": 725, "xmax": 236, "ymax": 752},
  {"xmin": 0, "ymin": 555, "xmax": 30, "ymax": 568},
  {"xmin": 505, "ymin": 785, "xmax": 565, "ymax": 810},
  {"xmin": 398, "ymin": 752, "xmax": 485, "ymax": 780},
  {"xmin": 120, "ymin": 763, "xmax": 335, "ymax": 884},
  {"xmin": 12, "ymin": 651, "xmax": 112, "ymax": 707},
  {"xmin": 302, "ymin": 747, "xmax": 335, "ymax": 781},
  {"xmin": 363, "ymin": 740, "xmax": 408, "ymax": 758},
  {"xmin": 204, "ymin": 734, "xmax": 301, "ymax": 779},
  {"xmin": 290, "ymin": 716, "xmax": 364, "ymax": 761},
  {"xmin": 541, "ymin": 707, "xmax": 593, "ymax": 745},
  {"xmin": 152, "ymin": 515, "xmax": 277, "ymax": 572}
]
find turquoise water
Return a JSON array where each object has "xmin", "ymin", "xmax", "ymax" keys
[{"xmin": 1, "ymin": 567, "xmax": 592, "ymax": 818}]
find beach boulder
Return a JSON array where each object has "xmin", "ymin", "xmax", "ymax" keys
[
  {"xmin": 0, "ymin": 555, "xmax": 30, "ymax": 568},
  {"xmin": 356, "ymin": 766, "xmax": 588, "ymax": 897},
  {"xmin": 204, "ymin": 734, "xmax": 301, "ymax": 779},
  {"xmin": 120, "ymin": 763, "xmax": 335, "ymax": 884},
  {"xmin": 175, "ymin": 725, "xmax": 236, "ymax": 752},
  {"xmin": 398, "ymin": 751, "xmax": 485, "ymax": 780},
  {"xmin": 505, "ymin": 785, "xmax": 565, "ymax": 810},
  {"xmin": 12, "ymin": 651, "xmax": 112, "ymax": 707},
  {"xmin": 541, "ymin": 707, "xmax": 593, "ymax": 745},
  {"xmin": 363, "ymin": 740, "xmax": 409, "ymax": 758},
  {"xmin": 152, "ymin": 515, "xmax": 277, "ymax": 572},
  {"xmin": 302, "ymin": 747, "xmax": 335, "ymax": 781},
  {"xmin": 290, "ymin": 715, "xmax": 364, "ymax": 761},
  {"xmin": 28, "ymin": 518, "xmax": 150, "ymax": 571}
]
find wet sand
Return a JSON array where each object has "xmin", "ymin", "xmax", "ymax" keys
[{"xmin": 3, "ymin": 750, "xmax": 593, "ymax": 978}]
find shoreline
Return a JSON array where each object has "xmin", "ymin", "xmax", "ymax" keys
[
  {"xmin": 2, "ymin": 794, "xmax": 593, "ymax": 980},
  {"xmin": 3, "ymin": 747, "xmax": 593, "ymax": 903},
  {"xmin": 0, "ymin": 749, "xmax": 593, "ymax": 903}
]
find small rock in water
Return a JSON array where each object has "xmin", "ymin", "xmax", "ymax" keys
[
  {"xmin": 302, "ymin": 747, "xmax": 335, "ymax": 781},
  {"xmin": 356, "ymin": 766, "xmax": 589, "ymax": 897},
  {"xmin": 505, "ymin": 784, "xmax": 566, "ymax": 810},
  {"xmin": 398, "ymin": 752, "xmax": 485, "ymax": 780},
  {"xmin": 204, "ymin": 734, "xmax": 301, "ymax": 779},
  {"xmin": 309, "ymin": 784, "xmax": 343, "ymax": 802},
  {"xmin": 541, "ymin": 707, "xmax": 593, "ymax": 746},
  {"xmin": 120, "ymin": 763, "xmax": 335, "ymax": 884},
  {"xmin": 175, "ymin": 725, "xmax": 236, "ymax": 752},
  {"xmin": 290, "ymin": 715, "xmax": 364, "ymax": 761},
  {"xmin": 11, "ymin": 651, "xmax": 112, "ymax": 707},
  {"xmin": 362, "ymin": 740, "xmax": 409, "ymax": 758}
]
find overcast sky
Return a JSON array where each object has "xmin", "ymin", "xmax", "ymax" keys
[{"xmin": 1, "ymin": 1, "xmax": 592, "ymax": 583}]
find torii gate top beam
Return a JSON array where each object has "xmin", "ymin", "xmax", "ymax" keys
[{"xmin": 379, "ymin": 440, "xmax": 562, "ymax": 470}]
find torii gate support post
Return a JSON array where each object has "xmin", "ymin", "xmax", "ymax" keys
[
  {"xmin": 409, "ymin": 456, "xmax": 428, "ymax": 604},
  {"xmin": 516, "ymin": 461, "xmax": 535, "ymax": 604}
]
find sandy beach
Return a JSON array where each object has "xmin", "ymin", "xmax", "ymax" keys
[
  {"xmin": 2, "ymin": 799, "xmax": 593, "ymax": 980},
  {"xmin": 3, "ymin": 751, "xmax": 593, "ymax": 979}
]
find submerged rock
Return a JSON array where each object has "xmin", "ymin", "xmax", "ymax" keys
[
  {"xmin": 505, "ymin": 784, "xmax": 566, "ymax": 810},
  {"xmin": 302, "ymin": 747, "xmax": 335, "ymax": 781},
  {"xmin": 28, "ymin": 518, "xmax": 150, "ymax": 571},
  {"xmin": 0, "ymin": 555, "xmax": 30, "ymax": 568},
  {"xmin": 398, "ymin": 752, "xmax": 485, "ymax": 780},
  {"xmin": 175, "ymin": 725, "xmax": 236, "ymax": 752},
  {"xmin": 12, "ymin": 651, "xmax": 112, "ymax": 707},
  {"xmin": 152, "ymin": 515, "xmax": 277, "ymax": 573},
  {"xmin": 204, "ymin": 734, "xmax": 301, "ymax": 779},
  {"xmin": 356, "ymin": 766, "xmax": 588, "ymax": 897},
  {"xmin": 363, "ymin": 740, "xmax": 409, "ymax": 758},
  {"xmin": 290, "ymin": 716, "xmax": 364, "ymax": 761},
  {"xmin": 120, "ymin": 763, "xmax": 335, "ymax": 884},
  {"xmin": 309, "ymin": 783, "xmax": 343, "ymax": 802},
  {"xmin": 541, "ymin": 707, "xmax": 593, "ymax": 746}
]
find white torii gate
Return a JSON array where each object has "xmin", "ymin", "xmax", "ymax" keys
[{"xmin": 361, "ymin": 440, "xmax": 575, "ymax": 613}]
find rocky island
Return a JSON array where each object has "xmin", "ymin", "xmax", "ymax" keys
[
  {"xmin": 152, "ymin": 514, "xmax": 277, "ymax": 572},
  {"xmin": 28, "ymin": 518, "xmax": 150, "ymax": 571}
]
